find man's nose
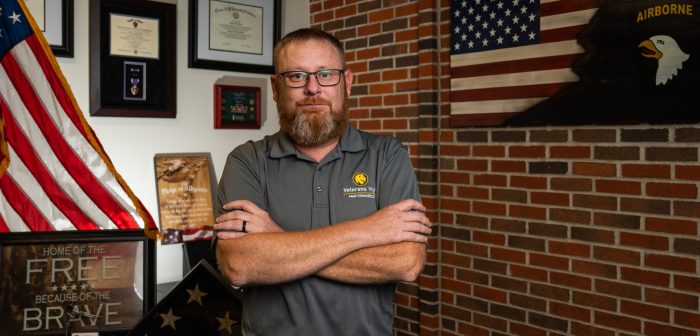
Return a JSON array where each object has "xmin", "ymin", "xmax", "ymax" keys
[{"xmin": 304, "ymin": 74, "xmax": 321, "ymax": 95}]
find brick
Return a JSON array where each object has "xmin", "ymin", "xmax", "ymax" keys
[
  {"xmin": 528, "ymin": 312, "xmax": 568, "ymax": 332},
  {"xmin": 674, "ymin": 238, "xmax": 700, "ymax": 256},
  {"xmin": 675, "ymin": 310, "xmax": 700, "ymax": 329},
  {"xmin": 510, "ymin": 146, "xmax": 546, "ymax": 158},
  {"xmin": 550, "ymin": 301, "xmax": 590, "ymax": 322},
  {"xmin": 473, "ymin": 285, "xmax": 507, "ymax": 303},
  {"xmin": 382, "ymin": 43, "xmax": 408, "ymax": 57},
  {"xmin": 510, "ymin": 176, "xmax": 547, "ymax": 189},
  {"xmin": 511, "ymin": 264, "xmax": 547, "ymax": 282},
  {"xmin": 646, "ymin": 217, "xmax": 697, "ymax": 235},
  {"xmin": 528, "ymin": 221, "xmax": 568, "ymax": 238},
  {"xmin": 646, "ymin": 182, "xmax": 697, "ymax": 199},
  {"xmin": 594, "ymin": 310, "xmax": 641, "ymax": 333},
  {"xmin": 491, "ymin": 247, "xmax": 526, "ymax": 264},
  {"xmin": 457, "ymin": 186, "xmax": 488, "ymax": 199},
  {"xmin": 492, "ymin": 274, "xmax": 527, "ymax": 292},
  {"xmin": 492, "ymin": 130, "xmax": 526, "ymax": 142},
  {"xmin": 550, "ymin": 146, "xmax": 591, "ymax": 159},
  {"xmin": 573, "ymin": 129, "xmax": 616, "ymax": 142},
  {"xmin": 551, "ymin": 271, "xmax": 592, "ymax": 290},
  {"xmin": 549, "ymin": 208, "xmax": 591, "ymax": 224},
  {"xmin": 594, "ymin": 146, "xmax": 640, "ymax": 160},
  {"xmin": 396, "ymin": 55, "xmax": 418, "ymax": 67},
  {"xmin": 510, "ymin": 293, "xmax": 546, "ymax": 312},
  {"xmin": 456, "ymin": 130, "xmax": 488, "ymax": 142},
  {"xmin": 675, "ymin": 127, "xmax": 700, "ymax": 142},
  {"xmin": 573, "ymin": 194, "xmax": 617, "ymax": 211},
  {"xmin": 344, "ymin": 13, "xmax": 368, "ymax": 27},
  {"xmin": 509, "ymin": 204, "xmax": 547, "ymax": 220},
  {"xmin": 621, "ymin": 300, "xmax": 669, "ymax": 322},
  {"xmin": 646, "ymin": 288, "xmax": 698, "ymax": 310},
  {"xmin": 572, "ymin": 162, "xmax": 617, "ymax": 177},
  {"xmin": 593, "ymin": 246, "xmax": 640, "ymax": 265},
  {"xmin": 593, "ymin": 212, "xmax": 640, "ymax": 230},
  {"xmin": 645, "ymin": 253, "xmax": 696, "ymax": 272},
  {"xmin": 528, "ymin": 161, "xmax": 568, "ymax": 174},
  {"xmin": 531, "ymin": 283, "xmax": 570, "ymax": 301},
  {"xmin": 491, "ymin": 218, "xmax": 526, "ymax": 233},
  {"xmin": 674, "ymin": 201, "xmax": 700, "ymax": 217},
  {"xmin": 620, "ymin": 267, "xmax": 670, "ymax": 287},
  {"xmin": 595, "ymin": 278, "xmax": 641, "ymax": 300},
  {"xmin": 473, "ymin": 258, "xmax": 507, "ymax": 274},
  {"xmin": 490, "ymin": 303, "xmax": 526, "ymax": 322},
  {"xmin": 621, "ymin": 128, "xmax": 669, "ymax": 142},
  {"xmin": 646, "ymin": 147, "xmax": 698, "ymax": 162},
  {"xmin": 368, "ymin": 58, "xmax": 393, "ymax": 70},
  {"xmin": 473, "ymin": 174, "xmax": 507, "ymax": 186},
  {"xmin": 508, "ymin": 235, "xmax": 545, "ymax": 251},
  {"xmin": 492, "ymin": 188, "xmax": 528, "ymax": 203},
  {"xmin": 473, "ymin": 230, "xmax": 505, "ymax": 245},
  {"xmin": 473, "ymin": 201, "xmax": 506, "ymax": 215},
  {"xmin": 510, "ymin": 322, "xmax": 547, "ymax": 336},
  {"xmin": 357, "ymin": 0, "xmax": 381, "ymax": 12},
  {"xmin": 572, "ymin": 291, "xmax": 617, "ymax": 311},
  {"xmin": 595, "ymin": 179, "xmax": 641, "ymax": 195},
  {"xmin": 676, "ymin": 165, "xmax": 700, "ymax": 180},
  {"xmin": 644, "ymin": 322, "xmax": 696, "ymax": 336},
  {"xmin": 620, "ymin": 197, "xmax": 670, "ymax": 215},
  {"xmin": 473, "ymin": 312, "xmax": 507, "ymax": 332},
  {"xmin": 623, "ymin": 230, "xmax": 670, "ymax": 253},
  {"xmin": 572, "ymin": 260, "xmax": 617, "ymax": 279},
  {"xmin": 549, "ymin": 241, "xmax": 590, "ymax": 258},
  {"xmin": 621, "ymin": 163, "xmax": 671, "ymax": 178},
  {"xmin": 473, "ymin": 145, "xmax": 505, "ymax": 157},
  {"xmin": 530, "ymin": 252, "xmax": 569, "ymax": 270},
  {"xmin": 570, "ymin": 322, "xmax": 615, "ymax": 336},
  {"xmin": 491, "ymin": 160, "xmax": 526, "ymax": 173},
  {"xmin": 551, "ymin": 177, "xmax": 593, "ymax": 192}
]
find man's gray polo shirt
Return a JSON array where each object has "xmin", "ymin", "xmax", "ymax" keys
[{"xmin": 216, "ymin": 125, "xmax": 421, "ymax": 336}]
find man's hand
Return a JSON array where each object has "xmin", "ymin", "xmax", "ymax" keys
[
  {"xmin": 354, "ymin": 199, "xmax": 431, "ymax": 246},
  {"xmin": 214, "ymin": 200, "xmax": 284, "ymax": 239}
]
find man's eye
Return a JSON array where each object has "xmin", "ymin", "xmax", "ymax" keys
[
  {"xmin": 288, "ymin": 72, "xmax": 307, "ymax": 81},
  {"xmin": 318, "ymin": 71, "xmax": 332, "ymax": 78}
]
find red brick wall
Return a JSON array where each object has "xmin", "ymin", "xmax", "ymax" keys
[{"xmin": 310, "ymin": 1, "xmax": 700, "ymax": 335}]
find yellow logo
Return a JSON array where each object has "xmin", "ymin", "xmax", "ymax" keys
[{"xmin": 352, "ymin": 172, "xmax": 368, "ymax": 186}]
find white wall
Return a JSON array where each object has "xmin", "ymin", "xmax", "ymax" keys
[{"xmin": 57, "ymin": 0, "xmax": 309, "ymax": 283}]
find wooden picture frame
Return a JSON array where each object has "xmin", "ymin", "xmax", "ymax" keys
[
  {"xmin": 214, "ymin": 84, "xmax": 262, "ymax": 129},
  {"xmin": 189, "ymin": 0, "xmax": 281, "ymax": 74},
  {"xmin": 89, "ymin": 0, "xmax": 176, "ymax": 118},
  {"xmin": 26, "ymin": 0, "xmax": 74, "ymax": 57},
  {"xmin": 0, "ymin": 230, "xmax": 156, "ymax": 336},
  {"xmin": 154, "ymin": 153, "xmax": 217, "ymax": 245}
]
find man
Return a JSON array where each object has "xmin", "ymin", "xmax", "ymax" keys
[{"xmin": 214, "ymin": 28, "xmax": 431, "ymax": 335}]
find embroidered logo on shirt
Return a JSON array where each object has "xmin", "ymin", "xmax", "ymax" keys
[
  {"xmin": 343, "ymin": 172, "xmax": 375, "ymax": 199},
  {"xmin": 352, "ymin": 172, "xmax": 368, "ymax": 186}
]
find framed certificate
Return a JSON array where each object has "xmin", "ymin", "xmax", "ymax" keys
[
  {"xmin": 25, "ymin": 0, "xmax": 74, "ymax": 57},
  {"xmin": 89, "ymin": 0, "xmax": 176, "ymax": 118},
  {"xmin": 189, "ymin": 0, "xmax": 281, "ymax": 74},
  {"xmin": 214, "ymin": 84, "xmax": 262, "ymax": 129},
  {"xmin": 0, "ymin": 230, "xmax": 156, "ymax": 336}
]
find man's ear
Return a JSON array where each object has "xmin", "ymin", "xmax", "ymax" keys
[
  {"xmin": 270, "ymin": 75, "xmax": 279, "ymax": 102},
  {"xmin": 344, "ymin": 69, "xmax": 353, "ymax": 97}
]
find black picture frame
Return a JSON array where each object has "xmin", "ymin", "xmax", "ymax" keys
[
  {"xmin": 89, "ymin": 0, "xmax": 176, "ymax": 118},
  {"xmin": 0, "ymin": 229, "xmax": 156, "ymax": 336},
  {"xmin": 189, "ymin": 0, "xmax": 281, "ymax": 74},
  {"xmin": 28, "ymin": 0, "xmax": 74, "ymax": 57}
]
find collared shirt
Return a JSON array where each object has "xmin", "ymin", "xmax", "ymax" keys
[{"xmin": 216, "ymin": 125, "xmax": 421, "ymax": 335}]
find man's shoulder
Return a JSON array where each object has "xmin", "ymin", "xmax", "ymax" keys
[{"xmin": 353, "ymin": 128, "xmax": 405, "ymax": 153}]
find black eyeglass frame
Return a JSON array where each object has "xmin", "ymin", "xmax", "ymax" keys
[{"xmin": 276, "ymin": 69, "xmax": 346, "ymax": 88}]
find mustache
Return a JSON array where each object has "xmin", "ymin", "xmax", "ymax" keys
[{"xmin": 297, "ymin": 98, "xmax": 331, "ymax": 106}]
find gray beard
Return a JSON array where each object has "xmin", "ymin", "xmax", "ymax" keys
[{"xmin": 279, "ymin": 100, "xmax": 348, "ymax": 147}]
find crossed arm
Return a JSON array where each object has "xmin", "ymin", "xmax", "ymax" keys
[{"xmin": 214, "ymin": 199, "xmax": 430, "ymax": 287}]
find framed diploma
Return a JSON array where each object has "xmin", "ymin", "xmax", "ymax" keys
[
  {"xmin": 0, "ymin": 229, "xmax": 156, "ymax": 336},
  {"xmin": 214, "ymin": 84, "xmax": 262, "ymax": 129},
  {"xmin": 25, "ymin": 0, "xmax": 74, "ymax": 57},
  {"xmin": 89, "ymin": 0, "xmax": 176, "ymax": 118},
  {"xmin": 189, "ymin": 0, "xmax": 281, "ymax": 74}
]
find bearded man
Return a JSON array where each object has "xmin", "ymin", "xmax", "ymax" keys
[{"xmin": 214, "ymin": 28, "xmax": 431, "ymax": 336}]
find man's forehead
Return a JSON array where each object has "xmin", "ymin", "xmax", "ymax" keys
[{"xmin": 278, "ymin": 39, "xmax": 343, "ymax": 68}]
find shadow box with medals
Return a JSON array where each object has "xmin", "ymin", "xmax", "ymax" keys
[
  {"xmin": 214, "ymin": 84, "xmax": 262, "ymax": 129},
  {"xmin": 0, "ymin": 230, "xmax": 156, "ymax": 336},
  {"xmin": 89, "ymin": 0, "xmax": 176, "ymax": 118}
]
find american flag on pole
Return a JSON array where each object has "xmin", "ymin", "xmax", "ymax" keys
[
  {"xmin": 0, "ymin": 0, "xmax": 159, "ymax": 238},
  {"xmin": 450, "ymin": 0, "xmax": 600, "ymax": 126}
]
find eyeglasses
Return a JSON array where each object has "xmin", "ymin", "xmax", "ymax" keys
[{"xmin": 277, "ymin": 69, "xmax": 345, "ymax": 88}]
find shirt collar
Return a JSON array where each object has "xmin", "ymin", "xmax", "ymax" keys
[{"xmin": 270, "ymin": 124, "xmax": 365, "ymax": 159}]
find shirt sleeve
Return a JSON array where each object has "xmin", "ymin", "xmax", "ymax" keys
[{"xmin": 377, "ymin": 137, "xmax": 421, "ymax": 209}]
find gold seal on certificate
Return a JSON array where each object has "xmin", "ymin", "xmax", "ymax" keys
[
  {"xmin": 209, "ymin": 0, "xmax": 263, "ymax": 55},
  {"xmin": 109, "ymin": 13, "xmax": 160, "ymax": 59}
]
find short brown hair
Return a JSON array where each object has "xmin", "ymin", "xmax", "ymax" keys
[{"xmin": 273, "ymin": 28, "xmax": 345, "ymax": 72}]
